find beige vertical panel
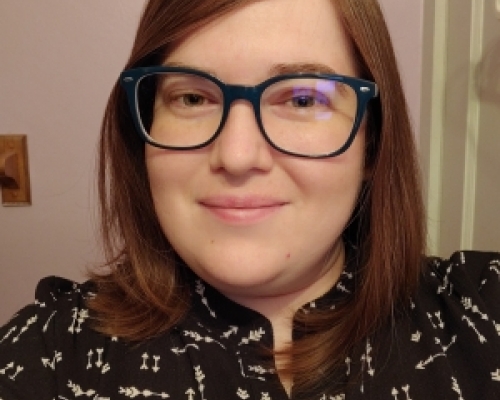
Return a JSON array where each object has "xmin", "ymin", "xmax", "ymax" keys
[
  {"xmin": 461, "ymin": 0, "xmax": 484, "ymax": 248},
  {"xmin": 421, "ymin": 0, "xmax": 448, "ymax": 255},
  {"xmin": 471, "ymin": 0, "xmax": 500, "ymax": 251},
  {"xmin": 422, "ymin": 0, "xmax": 500, "ymax": 256},
  {"xmin": 441, "ymin": 1, "xmax": 473, "ymax": 255}
]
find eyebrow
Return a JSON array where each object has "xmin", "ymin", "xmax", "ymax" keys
[
  {"xmin": 163, "ymin": 61, "xmax": 218, "ymax": 76},
  {"xmin": 162, "ymin": 61, "xmax": 338, "ymax": 78},
  {"xmin": 269, "ymin": 62, "xmax": 337, "ymax": 76}
]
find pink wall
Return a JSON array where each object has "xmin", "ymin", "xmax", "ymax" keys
[
  {"xmin": 0, "ymin": 0, "xmax": 423, "ymax": 323},
  {"xmin": 0, "ymin": 1, "xmax": 146, "ymax": 322},
  {"xmin": 379, "ymin": 0, "xmax": 424, "ymax": 136}
]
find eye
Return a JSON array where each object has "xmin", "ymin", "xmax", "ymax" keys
[
  {"xmin": 156, "ymin": 73, "xmax": 222, "ymax": 110},
  {"xmin": 291, "ymin": 94, "xmax": 326, "ymax": 108},
  {"xmin": 292, "ymin": 96, "xmax": 312, "ymax": 108},
  {"xmin": 284, "ymin": 88, "xmax": 331, "ymax": 111},
  {"xmin": 180, "ymin": 93, "xmax": 207, "ymax": 107}
]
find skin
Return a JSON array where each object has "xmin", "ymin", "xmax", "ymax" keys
[{"xmin": 146, "ymin": 0, "xmax": 366, "ymax": 355}]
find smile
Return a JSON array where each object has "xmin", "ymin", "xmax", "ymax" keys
[{"xmin": 199, "ymin": 196, "xmax": 288, "ymax": 224}]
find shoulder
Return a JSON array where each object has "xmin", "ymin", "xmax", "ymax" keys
[
  {"xmin": 418, "ymin": 250, "xmax": 500, "ymax": 328},
  {"xmin": 425, "ymin": 250, "xmax": 500, "ymax": 303},
  {"xmin": 375, "ymin": 252, "xmax": 500, "ymax": 398},
  {"xmin": 427, "ymin": 250, "xmax": 500, "ymax": 289},
  {"xmin": 0, "ymin": 277, "xmax": 102, "ymax": 398},
  {"xmin": 2, "ymin": 276, "xmax": 96, "ymax": 337},
  {"xmin": 35, "ymin": 276, "xmax": 94, "ymax": 306},
  {"xmin": 0, "ymin": 275, "xmax": 99, "ymax": 347},
  {"xmin": 26, "ymin": 276, "xmax": 97, "ymax": 337}
]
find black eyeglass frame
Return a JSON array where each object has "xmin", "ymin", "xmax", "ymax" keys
[{"xmin": 120, "ymin": 66, "xmax": 379, "ymax": 159}]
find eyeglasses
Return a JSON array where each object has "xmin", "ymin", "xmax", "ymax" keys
[{"xmin": 120, "ymin": 66, "xmax": 378, "ymax": 158}]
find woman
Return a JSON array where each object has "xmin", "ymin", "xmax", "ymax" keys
[{"xmin": 1, "ymin": 0, "xmax": 499, "ymax": 398}]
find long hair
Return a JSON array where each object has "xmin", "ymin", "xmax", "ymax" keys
[{"xmin": 88, "ymin": 0, "xmax": 425, "ymax": 395}]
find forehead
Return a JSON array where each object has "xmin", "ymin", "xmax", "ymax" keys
[{"xmin": 165, "ymin": 0, "xmax": 357, "ymax": 82}]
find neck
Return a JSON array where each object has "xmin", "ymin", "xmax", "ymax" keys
[
  {"xmin": 249, "ymin": 244, "xmax": 344, "ymax": 333},
  {"xmin": 251, "ymin": 245, "xmax": 345, "ymax": 396}
]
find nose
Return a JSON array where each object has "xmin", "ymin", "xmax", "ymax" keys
[{"xmin": 209, "ymin": 100, "xmax": 274, "ymax": 176}]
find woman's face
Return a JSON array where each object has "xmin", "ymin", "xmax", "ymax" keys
[{"xmin": 146, "ymin": 0, "xmax": 366, "ymax": 311}]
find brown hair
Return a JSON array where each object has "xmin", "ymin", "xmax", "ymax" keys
[{"xmin": 89, "ymin": 0, "xmax": 425, "ymax": 396}]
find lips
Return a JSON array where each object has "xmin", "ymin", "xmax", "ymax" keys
[{"xmin": 199, "ymin": 196, "xmax": 288, "ymax": 224}]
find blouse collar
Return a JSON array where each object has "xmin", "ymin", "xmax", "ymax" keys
[{"xmin": 185, "ymin": 255, "xmax": 357, "ymax": 331}]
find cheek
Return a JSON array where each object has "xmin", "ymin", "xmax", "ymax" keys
[
  {"xmin": 302, "ymin": 138, "xmax": 366, "ymax": 229},
  {"xmin": 297, "ymin": 133, "xmax": 366, "ymax": 196},
  {"xmin": 145, "ymin": 149, "xmax": 187, "ymax": 217},
  {"xmin": 146, "ymin": 147, "xmax": 194, "ymax": 192},
  {"xmin": 146, "ymin": 150, "xmax": 167, "ymax": 202}
]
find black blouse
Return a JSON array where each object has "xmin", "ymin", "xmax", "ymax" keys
[{"xmin": 1, "ymin": 251, "xmax": 499, "ymax": 399}]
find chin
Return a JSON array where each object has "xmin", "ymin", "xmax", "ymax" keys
[{"xmin": 189, "ymin": 259, "xmax": 288, "ymax": 293}]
